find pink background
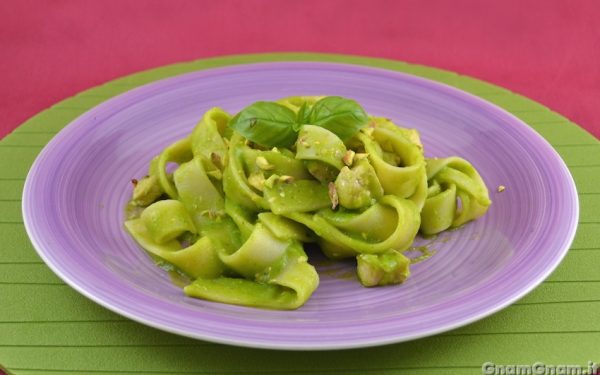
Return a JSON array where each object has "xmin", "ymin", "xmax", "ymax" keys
[{"xmin": 1, "ymin": 0, "xmax": 599, "ymax": 139}]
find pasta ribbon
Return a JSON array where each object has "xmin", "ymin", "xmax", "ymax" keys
[
  {"xmin": 295, "ymin": 125, "xmax": 347, "ymax": 182},
  {"xmin": 156, "ymin": 137, "xmax": 193, "ymax": 199},
  {"xmin": 124, "ymin": 219, "xmax": 224, "ymax": 279},
  {"xmin": 420, "ymin": 156, "xmax": 491, "ymax": 235},
  {"xmin": 296, "ymin": 125, "xmax": 346, "ymax": 170},
  {"xmin": 184, "ymin": 260, "xmax": 318, "ymax": 310},
  {"xmin": 286, "ymin": 195, "xmax": 420, "ymax": 259},
  {"xmin": 191, "ymin": 107, "xmax": 232, "ymax": 170},
  {"xmin": 223, "ymin": 133, "xmax": 269, "ymax": 211},
  {"xmin": 140, "ymin": 199, "xmax": 196, "ymax": 244},
  {"xmin": 186, "ymin": 228, "xmax": 319, "ymax": 310},
  {"xmin": 263, "ymin": 179, "xmax": 331, "ymax": 215},
  {"xmin": 357, "ymin": 119, "xmax": 428, "ymax": 210},
  {"xmin": 173, "ymin": 156, "xmax": 224, "ymax": 229}
]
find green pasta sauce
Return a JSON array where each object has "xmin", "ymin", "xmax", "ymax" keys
[{"xmin": 124, "ymin": 96, "xmax": 492, "ymax": 309}]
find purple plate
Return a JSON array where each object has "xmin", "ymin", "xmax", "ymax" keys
[{"xmin": 22, "ymin": 62, "xmax": 578, "ymax": 350}]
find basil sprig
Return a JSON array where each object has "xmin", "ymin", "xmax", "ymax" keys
[
  {"xmin": 307, "ymin": 96, "xmax": 368, "ymax": 141},
  {"xmin": 228, "ymin": 102, "xmax": 298, "ymax": 148},
  {"xmin": 228, "ymin": 96, "xmax": 368, "ymax": 148}
]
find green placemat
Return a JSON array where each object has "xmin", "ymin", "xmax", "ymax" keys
[{"xmin": 1, "ymin": 53, "xmax": 599, "ymax": 375}]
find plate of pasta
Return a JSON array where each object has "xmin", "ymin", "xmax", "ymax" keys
[{"xmin": 23, "ymin": 61, "xmax": 578, "ymax": 349}]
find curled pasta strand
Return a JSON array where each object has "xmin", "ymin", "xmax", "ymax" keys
[
  {"xmin": 420, "ymin": 156, "xmax": 491, "ymax": 235},
  {"xmin": 190, "ymin": 107, "xmax": 231, "ymax": 170},
  {"xmin": 186, "ymin": 229, "xmax": 319, "ymax": 310},
  {"xmin": 156, "ymin": 137, "xmax": 193, "ymax": 199},
  {"xmin": 124, "ymin": 219, "xmax": 225, "ymax": 279},
  {"xmin": 285, "ymin": 195, "xmax": 420, "ymax": 259},
  {"xmin": 358, "ymin": 125, "xmax": 427, "ymax": 210},
  {"xmin": 223, "ymin": 133, "xmax": 269, "ymax": 211}
]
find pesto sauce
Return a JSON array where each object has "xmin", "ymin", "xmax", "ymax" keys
[
  {"xmin": 406, "ymin": 233, "xmax": 453, "ymax": 264},
  {"xmin": 409, "ymin": 245, "xmax": 436, "ymax": 264},
  {"xmin": 320, "ymin": 268, "xmax": 356, "ymax": 280}
]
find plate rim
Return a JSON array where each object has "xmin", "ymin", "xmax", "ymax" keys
[{"xmin": 21, "ymin": 55, "xmax": 579, "ymax": 350}]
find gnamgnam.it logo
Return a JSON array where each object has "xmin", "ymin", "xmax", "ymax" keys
[{"xmin": 482, "ymin": 361, "xmax": 599, "ymax": 375}]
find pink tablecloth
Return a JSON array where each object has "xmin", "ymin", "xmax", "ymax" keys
[{"xmin": 1, "ymin": 0, "xmax": 599, "ymax": 139}]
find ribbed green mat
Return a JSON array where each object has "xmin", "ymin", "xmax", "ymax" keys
[{"xmin": 1, "ymin": 53, "xmax": 599, "ymax": 375}]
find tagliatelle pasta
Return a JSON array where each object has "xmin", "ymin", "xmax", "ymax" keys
[{"xmin": 124, "ymin": 96, "xmax": 491, "ymax": 310}]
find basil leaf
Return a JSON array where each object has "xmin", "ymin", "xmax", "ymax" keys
[
  {"xmin": 296, "ymin": 102, "xmax": 311, "ymax": 128},
  {"xmin": 229, "ymin": 102, "xmax": 298, "ymax": 148},
  {"xmin": 307, "ymin": 96, "xmax": 368, "ymax": 140}
]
